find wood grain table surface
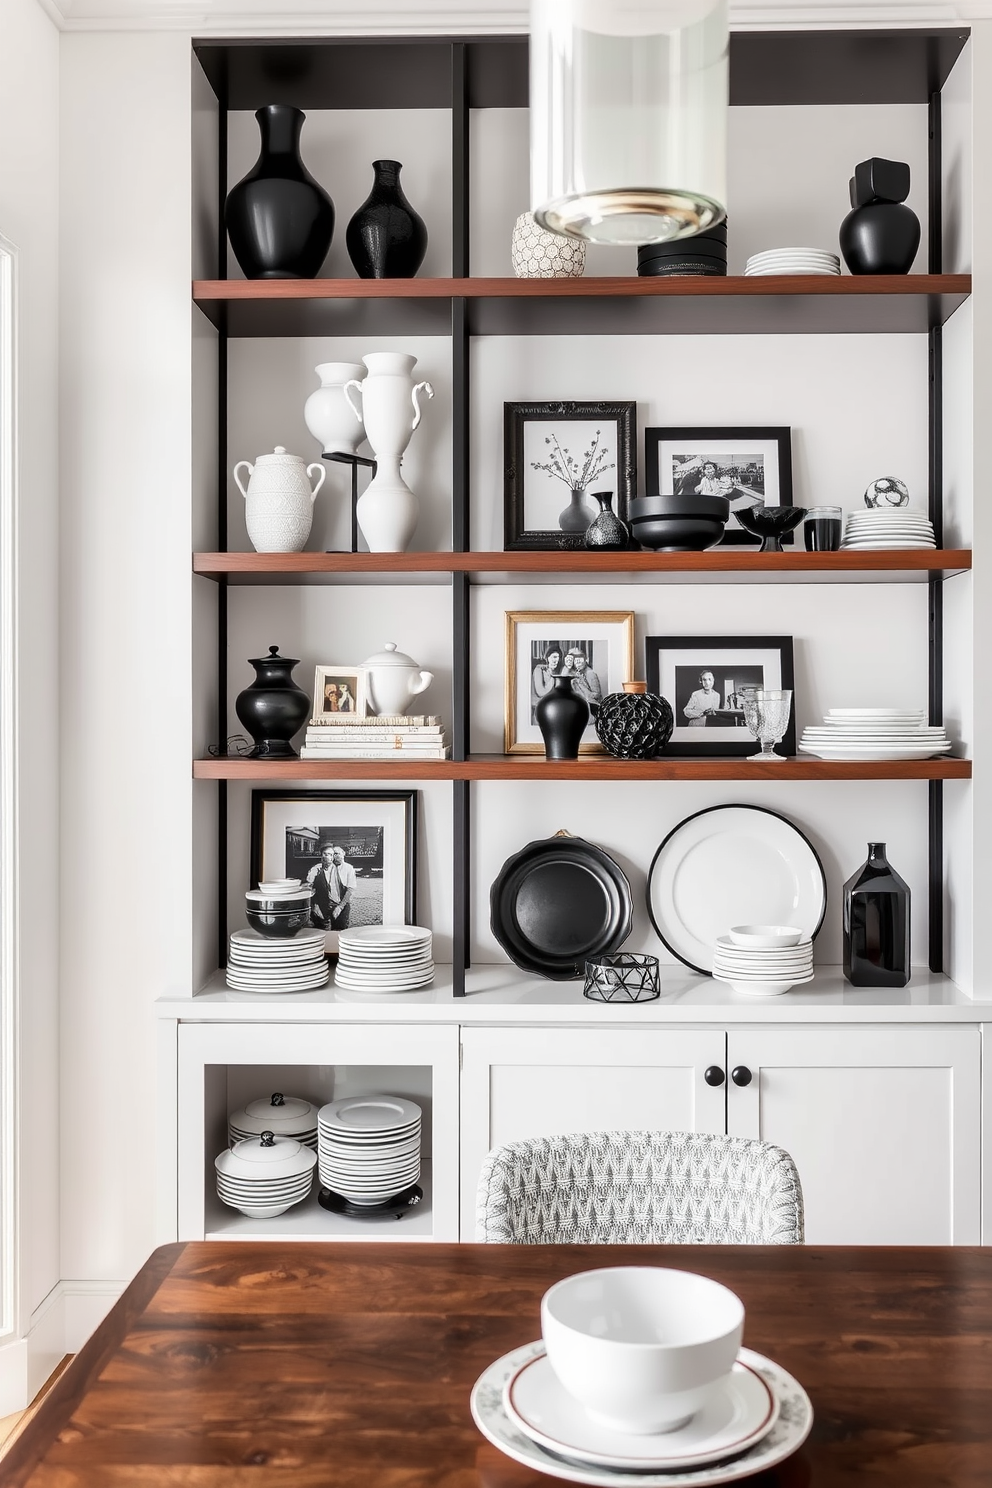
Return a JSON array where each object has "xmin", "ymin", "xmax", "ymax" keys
[{"xmin": 4, "ymin": 1242, "xmax": 991, "ymax": 1487}]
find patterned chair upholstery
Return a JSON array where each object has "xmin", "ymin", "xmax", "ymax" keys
[{"xmin": 475, "ymin": 1131, "xmax": 804, "ymax": 1245}]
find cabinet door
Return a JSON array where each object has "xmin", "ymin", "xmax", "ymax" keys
[
  {"xmin": 460, "ymin": 1026, "xmax": 727, "ymax": 1239},
  {"xmin": 726, "ymin": 1026, "xmax": 981, "ymax": 1245}
]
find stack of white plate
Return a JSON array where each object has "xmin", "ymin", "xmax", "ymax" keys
[
  {"xmin": 215, "ymin": 1131, "xmax": 317, "ymax": 1218},
  {"xmin": 842, "ymin": 509, "xmax": 936, "ymax": 549},
  {"xmin": 334, "ymin": 925, "xmax": 434, "ymax": 992},
  {"xmin": 744, "ymin": 248, "xmax": 840, "ymax": 277},
  {"xmin": 712, "ymin": 927, "xmax": 813, "ymax": 997},
  {"xmin": 226, "ymin": 927, "xmax": 329, "ymax": 993},
  {"xmin": 799, "ymin": 708, "xmax": 952, "ymax": 761},
  {"xmin": 228, "ymin": 1092, "xmax": 320, "ymax": 1151},
  {"xmin": 318, "ymin": 1094, "xmax": 422, "ymax": 1206}
]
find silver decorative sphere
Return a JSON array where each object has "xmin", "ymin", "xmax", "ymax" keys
[{"xmin": 864, "ymin": 477, "xmax": 910, "ymax": 508}]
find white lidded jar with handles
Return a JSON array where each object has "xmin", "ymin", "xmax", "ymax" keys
[
  {"xmin": 234, "ymin": 446, "xmax": 326, "ymax": 553},
  {"xmin": 361, "ymin": 641, "xmax": 434, "ymax": 716}
]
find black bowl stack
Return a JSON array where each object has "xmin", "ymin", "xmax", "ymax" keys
[{"xmin": 637, "ymin": 221, "xmax": 728, "ymax": 278}]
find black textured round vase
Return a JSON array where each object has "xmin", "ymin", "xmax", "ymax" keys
[
  {"xmin": 595, "ymin": 687, "xmax": 674, "ymax": 760},
  {"xmin": 346, "ymin": 160, "xmax": 428, "ymax": 279},
  {"xmin": 584, "ymin": 492, "xmax": 630, "ymax": 551},
  {"xmin": 225, "ymin": 106, "xmax": 335, "ymax": 279},
  {"xmin": 839, "ymin": 201, "xmax": 920, "ymax": 274},
  {"xmin": 535, "ymin": 674, "xmax": 589, "ymax": 760},
  {"xmin": 235, "ymin": 646, "xmax": 311, "ymax": 758}
]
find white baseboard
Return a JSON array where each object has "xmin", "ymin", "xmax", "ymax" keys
[{"xmin": 0, "ymin": 1279, "xmax": 126, "ymax": 1414}]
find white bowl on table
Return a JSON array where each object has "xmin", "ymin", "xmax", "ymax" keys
[{"xmin": 728, "ymin": 925, "xmax": 803, "ymax": 949}]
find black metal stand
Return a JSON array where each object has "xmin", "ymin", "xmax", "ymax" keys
[{"xmin": 322, "ymin": 451, "xmax": 377, "ymax": 554}]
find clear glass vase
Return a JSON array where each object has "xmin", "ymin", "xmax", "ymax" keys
[{"xmin": 741, "ymin": 687, "xmax": 792, "ymax": 763}]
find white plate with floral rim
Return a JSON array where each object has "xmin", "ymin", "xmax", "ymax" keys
[{"xmin": 471, "ymin": 1342, "xmax": 812, "ymax": 1487}]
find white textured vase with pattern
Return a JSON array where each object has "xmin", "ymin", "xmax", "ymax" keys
[
  {"xmin": 511, "ymin": 212, "xmax": 586, "ymax": 278},
  {"xmin": 234, "ymin": 446, "xmax": 326, "ymax": 553},
  {"xmin": 344, "ymin": 352, "xmax": 434, "ymax": 552}
]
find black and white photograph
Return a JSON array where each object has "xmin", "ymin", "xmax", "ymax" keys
[
  {"xmin": 644, "ymin": 427, "xmax": 794, "ymax": 544},
  {"xmin": 312, "ymin": 664, "xmax": 366, "ymax": 721},
  {"xmin": 250, "ymin": 790, "xmax": 417, "ymax": 953},
  {"xmin": 504, "ymin": 401, "xmax": 636, "ymax": 550},
  {"xmin": 505, "ymin": 610, "xmax": 635, "ymax": 753},
  {"xmin": 645, "ymin": 635, "xmax": 796, "ymax": 757}
]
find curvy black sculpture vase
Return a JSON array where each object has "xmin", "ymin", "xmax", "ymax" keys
[
  {"xmin": 235, "ymin": 646, "xmax": 311, "ymax": 758},
  {"xmin": 226, "ymin": 106, "xmax": 335, "ymax": 279},
  {"xmin": 584, "ymin": 492, "xmax": 631, "ymax": 551},
  {"xmin": 535, "ymin": 674, "xmax": 589, "ymax": 761},
  {"xmin": 839, "ymin": 156, "xmax": 920, "ymax": 275},
  {"xmin": 346, "ymin": 160, "xmax": 428, "ymax": 279},
  {"xmin": 843, "ymin": 841, "xmax": 911, "ymax": 987}
]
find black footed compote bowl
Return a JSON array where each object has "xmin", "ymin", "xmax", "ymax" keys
[{"xmin": 734, "ymin": 504, "xmax": 806, "ymax": 553}]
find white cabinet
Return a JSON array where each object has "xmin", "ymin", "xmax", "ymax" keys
[{"xmin": 725, "ymin": 1026, "xmax": 981, "ymax": 1245}]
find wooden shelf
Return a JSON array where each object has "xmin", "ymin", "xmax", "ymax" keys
[
  {"xmin": 193, "ymin": 756, "xmax": 972, "ymax": 782},
  {"xmin": 192, "ymin": 275, "xmax": 972, "ymax": 338}
]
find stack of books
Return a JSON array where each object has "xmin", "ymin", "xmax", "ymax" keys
[{"xmin": 300, "ymin": 715, "xmax": 451, "ymax": 761}]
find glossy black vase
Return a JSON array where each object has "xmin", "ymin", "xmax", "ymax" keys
[
  {"xmin": 839, "ymin": 156, "xmax": 920, "ymax": 275},
  {"xmin": 584, "ymin": 492, "xmax": 631, "ymax": 551},
  {"xmin": 346, "ymin": 160, "xmax": 428, "ymax": 279},
  {"xmin": 535, "ymin": 674, "xmax": 589, "ymax": 761},
  {"xmin": 843, "ymin": 842, "xmax": 911, "ymax": 987},
  {"xmin": 226, "ymin": 106, "xmax": 335, "ymax": 279},
  {"xmin": 235, "ymin": 646, "xmax": 311, "ymax": 758}
]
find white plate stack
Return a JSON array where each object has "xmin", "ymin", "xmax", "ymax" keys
[
  {"xmin": 842, "ymin": 509, "xmax": 936, "ymax": 549},
  {"xmin": 334, "ymin": 925, "xmax": 434, "ymax": 992},
  {"xmin": 228, "ymin": 1092, "xmax": 320, "ymax": 1151},
  {"xmin": 744, "ymin": 248, "xmax": 840, "ymax": 277},
  {"xmin": 214, "ymin": 1131, "xmax": 317, "ymax": 1218},
  {"xmin": 317, "ymin": 1095, "xmax": 422, "ymax": 1205},
  {"xmin": 712, "ymin": 928, "xmax": 813, "ymax": 997},
  {"xmin": 799, "ymin": 708, "xmax": 952, "ymax": 760},
  {"xmin": 226, "ymin": 927, "xmax": 329, "ymax": 993}
]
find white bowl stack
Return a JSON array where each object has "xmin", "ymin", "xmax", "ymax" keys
[
  {"xmin": 318, "ymin": 1094, "xmax": 422, "ymax": 1205},
  {"xmin": 334, "ymin": 925, "xmax": 434, "ymax": 992},
  {"xmin": 842, "ymin": 509, "xmax": 936, "ymax": 549},
  {"xmin": 227, "ymin": 927, "xmax": 329, "ymax": 993},
  {"xmin": 228, "ymin": 1092, "xmax": 320, "ymax": 1151},
  {"xmin": 799, "ymin": 708, "xmax": 951, "ymax": 761},
  {"xmin": 745, "ymin": 248, "xmax": 840, "ymax": 277},
  {"xmin": 712, "ymin": 926, "xmax": 813, "ymax": 997},
  {"xmin": 214, "ymin": 1131, "xmax": 317, "ymax": 1217}
]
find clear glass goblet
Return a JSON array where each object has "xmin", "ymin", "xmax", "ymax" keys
[{"xmin": 741, "ymin": 688, "xmax": 793, "ymax": 763}]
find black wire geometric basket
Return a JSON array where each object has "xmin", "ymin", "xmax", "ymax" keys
[{"xmin": 584, "ymin": 953, "xmax": 660, "ymax": 1002}]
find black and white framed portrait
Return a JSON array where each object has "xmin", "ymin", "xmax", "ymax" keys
[
  {"xmin": 645, "ymin": 635, "xmax": 796, "ymax": 757},
  {"xmin": 504, "ymin": 401, "xmax": 636, "ymax": 550},
  {"xmin": 249, "ymin": 790, "xmax": 417, "ymax": 954},
  {"xmin": 644, "ymin": 427, "xmax": 794, "ymax": 545},
  {"xmin": 505, "ymin": 610, "xmax": 635, "ymax": 753}
]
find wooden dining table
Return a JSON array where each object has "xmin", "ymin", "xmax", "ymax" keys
[{"xmin": 3, "ymin": 1241, "xmax": 990, "ymax": 1486}]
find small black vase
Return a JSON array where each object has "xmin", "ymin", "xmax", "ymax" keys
[
  {"xmin": 346, "ymin": 160, "xmax": 428, "ymax": 279},
  {"xmin": 843, "ymin": 842, "xmax": 911, "ymax": 987},
  {"xmin": 840, "ymin": 201, "xmax": 920, "ymax": 274},
  {"xmin": 535, "ymin": 674, "xmax": 589, "ymax": 761},
  {"xmin": 235, "ymin": 646, "xmax": 311, "ymax": 758},
  {"xmin": 225, "ymin": 106, "xmax": 335, "ymax": 279},
  {"xmin": 584, "ymin": 492, "xmax": 631, "ymax": 551}
]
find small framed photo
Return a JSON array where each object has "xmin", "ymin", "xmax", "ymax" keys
[
  {"xmin": 644, "ymin": 427, "xmax": 794, "ymax": 545},
  {"xmin": 312, "ymin": 665, "xmax": 366, "ymax": 721},
  {"xmin": 645, "ymin": 635, "xmax": 796, "ymax": 758},
  {"xmin": 250, "ymin": 789, "xmax": 417, "ymax": 954},
  {"xmin": 505, "ymin": 610, "xmax": 635, "ymax": 754},
  {"xmin": 504, "ymin": 401, "xmax": 636, "ymax": 550}
]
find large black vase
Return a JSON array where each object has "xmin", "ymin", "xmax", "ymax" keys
[
  {"xmin": 346, "ymin": 160, "xmax": 428, "ymax": 279},
  {"xmin": 535, "ymin": 674, "xmax": 589, "ymax": 761},
  {"xmin": 843, "ymin": 842, "xmax": 911, "ymax": 987},
  {"xmin": 235, "ymin": 646, "xmax": 311, "ymax": 758},
  {"xmin": 226, "ymin": 106, "xmax": 335, "ymax": 279}
]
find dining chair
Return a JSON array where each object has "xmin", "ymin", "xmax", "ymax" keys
[{"xmin": 475, "ymin": 1131, "xmax": 804, "ymax": 1244}]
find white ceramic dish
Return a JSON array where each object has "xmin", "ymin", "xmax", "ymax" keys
[
  {"xmin": 713, "ymin": 972, "xmax": 815, "ymax": 997},
  {"xmin": 727, "ymin": 925, "xmax": 802, "ymax": 949},
  {"xmin": 318, "ymin": 1095, "xmax": 422, "ymax": 1133},
  {"xmin": 799, "ymin": 746, "xmax": 951, "ymax": 760}
]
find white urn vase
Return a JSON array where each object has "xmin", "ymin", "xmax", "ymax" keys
[
  {"xmin": 304, "ymin": 361, "xmax": 367, "ymax": 456},
  {"xmin": 361, "ymin": 641, "xmax": 434, "ymax": 716},
  {"xmin": 344, "ymin": 352, "xmax": 434, "ymax": 552},
  {"xmin": 233, "ymin": 446, "xmax": 326, "ymax": 553}
]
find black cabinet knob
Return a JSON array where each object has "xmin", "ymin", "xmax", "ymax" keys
[
  {"xmin": 703, "ymin": 1065, "xmax": 725, "ymax": 1087},
  {"xmin": 731, "ymin": 1066, "xmax": 753, "ymax": 1087}
]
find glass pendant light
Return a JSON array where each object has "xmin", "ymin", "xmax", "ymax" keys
[{"xmin": 530, "ymin": 0, "xmax": 729, "ymax": 245}]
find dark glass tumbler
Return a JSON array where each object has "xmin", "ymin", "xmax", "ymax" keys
[{"xmin": 804, "ymin": 506, "xmax": 843, "ymax": 552}]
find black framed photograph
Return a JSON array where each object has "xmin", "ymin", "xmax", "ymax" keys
[
  {"xmin": 504, "ymin": 400, "xmax": 636, "ymax": 550},
  {"xmin": 249, "ymin": 790, "xmax": 417, "ymax": 954},
  {"xmin": 644, "ymin": 426, "xmax": 794, "ymax": 545},
  {"xmin": 645, "ymin": 636, "xmax": 796, "ymax": 757}
]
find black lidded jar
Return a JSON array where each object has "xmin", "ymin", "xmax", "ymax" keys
[
  {"xmin": 535, "ymin": 674, "xmax": 589, "ymax": 760},
  {"xmin": 235, "ymin": 646, "xmax": 311, "ymax": 758},
  {"xmin": 843, "ymin": 842, "xmax": 911, "ymax": 987},
  {"xmin": 225, "ymin": 105, "xmax": 335, "ymax": 279}
]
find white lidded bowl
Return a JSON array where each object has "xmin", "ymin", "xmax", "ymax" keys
[
  {"xmin": 727, "ymin": 925, "xmax": 803, "ymax": 949},
  {"xmin": 227, "ymin": 1092, "xmax": 321, "ymax": 1142},
  {"xmin": 541, "ymin": 1267, "xmax": 744, "ymax": 1435},
  {"xmin": 215, "ymin": 1131, "xmax": 317, "ymax": 1184}
]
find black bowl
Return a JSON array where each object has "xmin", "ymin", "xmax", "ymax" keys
[
  {"xmin": 245, "ymin": 905, "xmax": 313, "ymax": 938},
  {"xmin": 630, "ymin": 515, "xmax": 728, "ymax": 552},
  {"xmin": 638, "ymin": 260, "xmax": 727, "ymax": 278},
  {"xmin": 734, "ymin": 505, "xmax": 806, "ymax": 552},
  {"xmin": 638, "ymin": 241, "xmax": 727, "ymax": 264},
  {"xmin": 639, "ymin": 226, "xmax": 727, "ymax": 256},
  {"xmin": 630, "ymin": 494, "xmax": 731, "ymax": 522}
]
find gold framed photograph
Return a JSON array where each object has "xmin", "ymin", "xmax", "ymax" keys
[
  {"xmin": 504, "ymin": 610, "xmax": 635, "ymax": 754},
  {"xmin": 312, "ymin": 665, "xmax": 367, "ymax": 721}
]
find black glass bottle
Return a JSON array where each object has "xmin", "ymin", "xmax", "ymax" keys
[{"xmin": 843, "ymin": 842, "xmax": 910, "ymax": 987}]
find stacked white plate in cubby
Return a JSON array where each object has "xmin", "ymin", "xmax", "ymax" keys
[
  {"xmin": 334, "ymin": 926, "xmax": 434, "ymax": 992},
  {"xmin": 842, "ymin": 508, "xmax": 936, "ymax": 549},
  {"xmin": 318, "ymin": 1095, "xmax": 422, "ymax": 1205},
  {"xmin": 228, "ymin": 1092, "xmax": 320, "ymax": 1151},
  {"xmin": 745, "ymin": 248, "xmax": 840, "ymax": 276},
  {"xmin": 799, "ymin": 708, "xmax": 952, "ymax": 761},
  {"xmin": 227, "ymin": 927, "xmax": 329, "ymax": 993},
  {"xmin": 712, "ymin": 927, "xmax": 814, "ymax": 997},
  {"xmin": 215, "ymin": 1131, "xmax": 317, "ymax": 1218}
]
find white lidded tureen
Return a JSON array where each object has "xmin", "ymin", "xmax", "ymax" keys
[
  {"xmin": 215, "ymin": 1130, "xmax": 317, "ymax": 1218},
  {"xmin": 360, "ymin": 641, "xmax": 434, "ymax": 716},
  {"xmin": 228, "ymin": 1092, "xmax": 320, "ymax": 1150},
  {"xmin": 233, "ymin": 445, "xmax": 326, "ymax": 553}
]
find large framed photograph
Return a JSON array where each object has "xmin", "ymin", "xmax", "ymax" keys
[
  {"xmin": 249, "ymin": 790, "xmax": 417, "ymax": 954},
  {"xmin": 505, "ymin": 610, "xmax": 635, "ymax": 754},
  {"xmin": 644, "ymin": 426, "xmax": 794, "ymax": 545},
  {"xmin": 645, "ymin": 635, "xmax": 796, "ymax": 758},
  {"xmin": 312, "ymin": 665, "xmax": 367, "ymax": 721},
  {"xmin": 504, "ymin": 401, "xmax": 636, "ymax": 550}
]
